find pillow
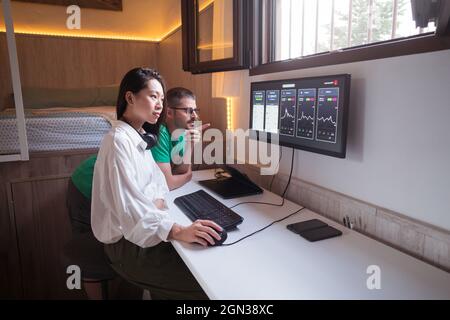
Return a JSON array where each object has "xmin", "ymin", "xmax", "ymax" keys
[{"xmin": 21, "ymin": 85, "xmax": 119, "ymax": 109}]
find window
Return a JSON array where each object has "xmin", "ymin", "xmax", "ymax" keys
[
  {"xmin": 275, "ymin": 0, "xmax": 436, "ymax": 61},
  {"xmin": 181, "ymin": 0, "xmax": 251, "ymax": 74},
  {"xmin": 181, "ymin": 1, "xmax": 450, "ymax": 75},
  {"xmin": 251, "ymin": 0, "xmax": 450, "ymax": 75}
]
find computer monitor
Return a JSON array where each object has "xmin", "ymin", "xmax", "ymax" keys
[{"xmin": 249, "ymin": 74, "xmax": 351, "ymax": 158}]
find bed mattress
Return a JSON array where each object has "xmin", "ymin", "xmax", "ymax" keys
[{"xmin": 0, "ymin": 108, "xmax": 114, "ymax": 154}]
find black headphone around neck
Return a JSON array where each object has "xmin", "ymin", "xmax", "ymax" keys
[
  {"xmin": 141, "ymin": 131, "xmax": 158, "ymax": 150},
  {"xmin": 122, "ymin": 119, "xmax": 158, "ymax": 150}
]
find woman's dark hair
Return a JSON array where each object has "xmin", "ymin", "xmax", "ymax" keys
[{"xmin": 116, "ymin": 67, "xmax": 166, "ymax": 137}]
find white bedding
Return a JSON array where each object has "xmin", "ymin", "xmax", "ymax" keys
[{"xmin": 0, "ymin": 107, "xmax": 115, "ymax": 154}]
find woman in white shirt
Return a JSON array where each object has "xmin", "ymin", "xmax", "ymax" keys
[{"xmin": 91, "ymin": 67, "xmax": 222, "ymax": 299}]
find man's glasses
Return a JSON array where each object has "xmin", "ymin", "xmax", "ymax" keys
[{"xmin": 170, "ymin": 107, "xmax": 200, "ymax": 115}]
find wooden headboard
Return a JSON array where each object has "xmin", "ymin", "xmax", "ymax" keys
[{"xmin": 0, "ymin": 33, "xmax": 158, "ymax": 110}]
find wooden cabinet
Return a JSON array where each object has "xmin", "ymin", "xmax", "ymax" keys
[
  {"xmin": 0, "ymin": 150, "xmax": 95, "ymax": 299},
  {"xmin": 11, "ymin": 176, "xmax": 86, "ymax": 299}
]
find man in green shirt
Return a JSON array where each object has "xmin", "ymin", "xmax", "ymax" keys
[{"xmin": 153, "ymin": 87, "xmax": 209, "ymax": 189}]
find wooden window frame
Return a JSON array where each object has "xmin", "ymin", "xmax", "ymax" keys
[
  {"xmin": 249, "ymin": 0, "xmax": 450, "ymax": 76},
  {"xmin": 181, "ymin": 0, "xmax": 251, "ymax": 74}
]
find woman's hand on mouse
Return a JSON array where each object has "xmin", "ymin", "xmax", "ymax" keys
[{"xmin": 169, "ymin": 220, "xmax": 222, "ymax": 246}]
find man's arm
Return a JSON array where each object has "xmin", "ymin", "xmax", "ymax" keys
[
  {"xmin": 172, "ymin": 141, "xmax": 192, "ymax": 175},
  {"xmin": 157, "ymin": 136, "xmax": 193, "ymax": 189},
  {"xmin": 157, "ymin": 162, "xmax": 192, "ymax": 190},
  {"xmin": 173, "ymin": 163, "xmax": 191, "ymax": 174},
  {"xmin": 173, "ymin": 123, "xmax": 209, "ymax": 175}
]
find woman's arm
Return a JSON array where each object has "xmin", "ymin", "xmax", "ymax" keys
[
  {"xmin": 92, "ymin": 134, "xmax": 221, "ymax": 248},
  {"xmin": 92, "ymin": 139, "xmax": 174, "ymax": 248}
]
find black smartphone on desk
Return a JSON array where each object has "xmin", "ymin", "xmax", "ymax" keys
[
  {"xmin": 300, "ymin": 226, "xmax": 342, "ymax": 242},
  {"xmin": 287, "ymin": 219, "xmax": 328, "ymax": 234}
]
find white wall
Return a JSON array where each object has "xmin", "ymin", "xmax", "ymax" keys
[{"xmin": 233, "ymin": 49, "xmax": 450, "ymax": 231}]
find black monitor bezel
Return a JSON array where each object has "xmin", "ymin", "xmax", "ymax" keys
[{"xmin": 249, "ymin": 74, "xmax": 351, "ymax": 158}]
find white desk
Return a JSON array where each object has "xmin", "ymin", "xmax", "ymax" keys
[{"xmin": 166, "ymin": 170, "xmax": 450, "ymax": 299}]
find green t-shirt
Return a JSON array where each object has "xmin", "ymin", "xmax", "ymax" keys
[
  {"xmin": 71, "ymin": 154, "xmax": 97, "ymax": 199},
  {"xmin": 151, "ymin": 124, "xmax": 185, "ymax": 163},
  {"xmin": 71, "ymin": 124, "xmax": 185, "ymax": 199}
]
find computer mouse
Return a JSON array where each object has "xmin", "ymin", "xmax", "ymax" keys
[{"xmin": 208, "ymin": 229, "xmax": 227, "ymax": 247}]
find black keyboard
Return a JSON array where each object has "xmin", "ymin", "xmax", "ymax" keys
[{"xmin": 174, "ymin": 190, "xmax": 243, "ymax": 230}]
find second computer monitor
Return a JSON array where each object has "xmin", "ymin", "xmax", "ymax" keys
[{"xmin": 250, "ymin": 74, "xmax": 351, "ymax": 158}]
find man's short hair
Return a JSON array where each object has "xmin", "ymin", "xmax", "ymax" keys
[{"xmin": 166, "ymin": 87, "xmax": 196, "ymax": 109}]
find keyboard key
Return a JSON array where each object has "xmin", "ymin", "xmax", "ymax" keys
[{"xmin": 174, "ymin": 190, "xmax": 243, "ymax": 230}]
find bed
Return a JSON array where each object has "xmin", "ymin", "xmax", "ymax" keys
[{"xmin": 0, "ymin": 106, "xmax": 116, "ymax": 155}]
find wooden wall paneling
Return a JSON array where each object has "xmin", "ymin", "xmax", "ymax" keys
[
  {"xmin": 11, "ymin": 175, "xmax": 86, "ymax": 299},
  {"xmin": 1, "ymin": 179, "xmax": 22, "ymax": 299},
  {"xmin": 210, "ymin": 97, "xmax": 227, "ymax": 134},
  {"xmin": 0, "ymin": 33, "xmax": 159, "ymax": 110},
  {"xmin": 1, "ymin": 161, "xmax": 30, "ymax": 299},
  {"xmin": 15, "ymin": 35, "xmax": 159, "ymax": 89},
  {"xmin": 12, "ymin": 178, "xmax": 46, "ymax": 299},
  {"xmin": 0, "ymin": 150, "xmax": 96, "ymax": 298},
  {"xmin": 0, "ymin": 33, "xmax": 13, "ymax": 110}
]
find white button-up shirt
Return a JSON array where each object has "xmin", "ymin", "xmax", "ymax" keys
[{"xmin": 91, "ymin": 120, "xmax": 174, "ymax": 248}]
